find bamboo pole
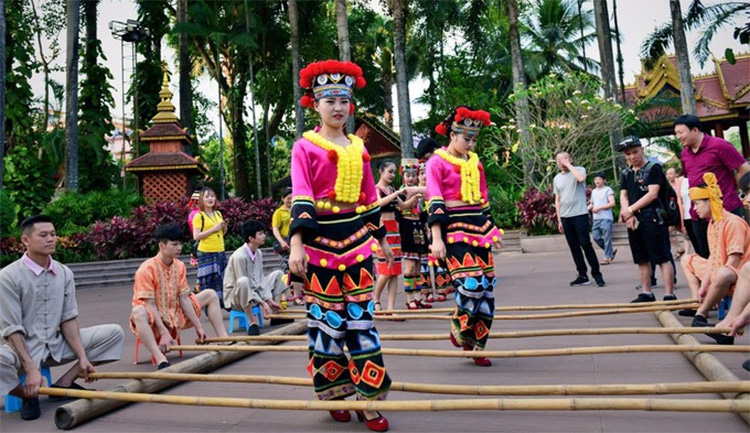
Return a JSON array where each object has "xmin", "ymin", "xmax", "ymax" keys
[
  {"xmin": 199, "ymin": 326, "xmax": 733, "ymax": 344},
  {"xmin": 376, "ymin": 298, "xmax": 699, "ymax": 314},
  {"xmin": 54, "ymin": 321, "xmax": 308, "ymax": 430},
  {"xmin": 655, "ymin": 311, "xmax": 750, "ymax": 425},
  {"xmin": 86, "ymin": 372, "xmax": 750, "ymax": 397},
  {"xmin": 174, "ymin": 344, "xmax": 750, "ymax": 358},
  {"xmin": 269, "ymin": 304, "xmax": 700, "ymax": 321},
  {"xmin": 40, "ymin": 387, "xmax": 750, "ymax": 413}
]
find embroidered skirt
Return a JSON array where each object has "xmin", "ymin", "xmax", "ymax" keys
[
  {"xmin": 303, "ymin": 210, "xmax": 391, "ymax": 401},
  {"xmin": 399, "ymin": 217, "xmax": 428, "ymax": 261},
  {"xmin": 443, "ymin": 207, "xmax": 501, "ymax": 350},
  {"xmin": 376, "ymin": 219, "xmax": 402, "ymax": 276},
  {"xmin": 196, "ymin": 251, "xmax": 227, "ymax": 293}
]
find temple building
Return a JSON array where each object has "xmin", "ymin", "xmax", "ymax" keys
[{"xmin": 624, "ymin": 53, "xmax": 750, "ymax": 157}]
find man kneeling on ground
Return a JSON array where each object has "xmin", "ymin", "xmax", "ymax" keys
[
  {"xmin": 223, "ymin": 220, "xmax": 288, "ymax": 336},
  {"xmin": 130, "ymin": 222, "xmax": 228, "ymax": 370},
  {"xmin": 680, "ymin": 173, "xmax": 750, "ymax": 334},
  {"xmin": 1, "ymin": 215, "xmax": 125, "ymax": 420}
]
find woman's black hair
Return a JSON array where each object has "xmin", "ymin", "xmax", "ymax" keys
[
  {"xmin": 377, "ymin": 160, "xmax": 396, "ymax": 172},
  {"xmin": 416, "ymin": 137, "xmax": 440, "ymax": 160}
]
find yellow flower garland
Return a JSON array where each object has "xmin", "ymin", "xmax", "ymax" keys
[
  {"xmin": 435, "ymin": 149, "xmax": 482, "ymax": 204},
  {"xmin": 303, "ymin": 130, "xmax": 364, "ymax": 204}
]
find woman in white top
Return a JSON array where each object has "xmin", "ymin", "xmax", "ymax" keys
[{"xmin": 667, "ymin": 168, "xmax": 694, "ymax": 259}]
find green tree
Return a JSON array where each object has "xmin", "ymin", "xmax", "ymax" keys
[
  {"xmin": 521, "ymin": 0, "xmax": 598, "ymax": 81},
  {"xmin": 78, "ymin": 0, "xmax": 118, "ymax": 192}
]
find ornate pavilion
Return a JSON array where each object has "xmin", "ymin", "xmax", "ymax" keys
[{"xmin": 624, "ymin": 53, "xmax": 750, "ymax": 158}]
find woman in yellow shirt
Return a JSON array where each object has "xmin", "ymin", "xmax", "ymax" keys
[
  {"xmin": 192, "ymin": 187, "xmax": 228, "ymax": 307},
  {"xmin": 272, "ymin": 188, "xmax": 302, "ymax": 304}
]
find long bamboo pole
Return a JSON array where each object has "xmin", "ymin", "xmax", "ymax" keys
[
  {"xmin": 655, "ymin": 311, "xmax": 750, "ymax": 425},
  {"xmin": 40, "ymin": 387, "xmax": 749, "ymax": 413},
  {"xmin": 269, "ymin": 304, "xmax": 700, "ymax": 321},
  {"xmin": 85, "ymin": 372, "xmax": 750, "ymax": 397},
  {"xmin": 54, "ymin": 321, "xmax": 308, "ymax": 430},
  {"xmin": 174, "ymin": 344, "xmax": 750, "ymax": 358},
  {"xmin": 199, "ymin": 326, "xmax": 733, "ymax": 344},
  {"xmin": 376, "ymin": 298, "xmax": 699, "ymax": 314}
]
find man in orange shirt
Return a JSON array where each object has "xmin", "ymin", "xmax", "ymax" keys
[
  {"xmin": 129, "ymin": 222, "xmax": 229, "ymax": 369},
  {"xmin": 680, "ymin": 173, "xmax": 750, "ymax": 338}
]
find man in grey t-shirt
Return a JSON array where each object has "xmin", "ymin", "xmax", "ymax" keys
[{"xmin": 553, "ymin": 152, "xmax": 605, "ymax": 286}]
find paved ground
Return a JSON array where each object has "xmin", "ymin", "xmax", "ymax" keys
[{"xmin": 2, "ymin": 247, "xmax": 749, "ymax": 432}]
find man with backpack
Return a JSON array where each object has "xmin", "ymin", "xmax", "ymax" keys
[{"xmin": 618, "ymin": 136, "xmax": 676, "ymax": 303}]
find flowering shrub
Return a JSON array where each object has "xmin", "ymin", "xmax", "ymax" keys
[
  {"xmin": 0, "ymin": 196, "xmax": 279, "ymax": 264},
  {"xmin": 515, "ymin": 187, "xmax": 557, "ymax": 236}
]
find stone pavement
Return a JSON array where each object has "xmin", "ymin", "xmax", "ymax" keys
[{"xmin": 1, "ymin": 248, "xmax": 748, "ymax": 432}]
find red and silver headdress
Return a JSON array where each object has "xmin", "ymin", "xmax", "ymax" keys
[
  {"xmin": 299, "ymin": 60, "xmax": 366, "ymax": 114},
  {"xmin": 435, "ymin": 106, "xmax": 492, "ymax": 137}
]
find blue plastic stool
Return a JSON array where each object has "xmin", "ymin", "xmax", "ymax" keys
[
  {"xmin": 4, "ymin": 366, "xmax": 52, "ymax": 413},
  {"xmin": 718, "ymin": 296, "xmax": 732, "ymax": 320},
  {"xmin": 228, "ymin": 305, "xmax": 263, "ymax": 333}
]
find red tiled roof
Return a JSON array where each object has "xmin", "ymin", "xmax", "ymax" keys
[
  {"xmin": 140, "ymin": 122, "xmax": 190, "ymax": 141},
  {"xmin": 355, "ymin": 113, "xmax": 401, "ymax": 159},
  {"xmin": 125, "ymin": 151, "xmax": 207, "ymax": 174}
]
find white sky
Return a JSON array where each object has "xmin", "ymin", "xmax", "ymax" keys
[{"xmin": 28, "ymin": 0, "xmax": 746, "ymax": 137}]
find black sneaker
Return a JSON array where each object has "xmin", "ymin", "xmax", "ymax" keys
[
  {"xmin": 247, "ymin": 324, "xmax": 260, "ymax": 336},
  {"xmin": 678, "ymin": 308, "xmax": 697, "ymax": 317},
  {"xmin": 691, "ymin": 315, "xmax": 709, "ymax": 327},
  {"xmin": 743, "ymin": 360, "xmax": 749, "ymax": 372},
  {"xmin": 157, "ymin": 361, "xmax": 171, "ymax": 370},
  {"xmin": 631, "ymin": 293, "xmax": 656, "ymax": 303},
  {"xmin": 570, "ymin": 276, "xmax": 590, "ymax": 286},
  {"xmin": 663, "ymin": 294, "xmax": 677, "ymax": 301},
  {"xmin": 21, "ymin": 397, "xmax": 40, "ymax": 421},
  {"xmin": 594, "ymin": 276, "xmax": 606, "ymax": 287}
]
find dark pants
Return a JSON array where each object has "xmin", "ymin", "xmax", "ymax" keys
[
  {"xmin": 691, "ymin": 207, "xmax": 744, "ymax": 259},
  {"xmin": 649, "ymin": 225, "xmax": 676, "ymax": 284},
  {"xmin": 561, "ymin": 214, "xmax": 602, "ymax": 278}
]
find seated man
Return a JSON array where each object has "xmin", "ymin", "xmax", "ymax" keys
[
  {"xmin": 680, "ymin": 173, "xmax": 750, "ymax": 333},
  {"xmin": 130, "ymin": 222, "xmax": 228, "ymax": 369},
  {"xmin": 1, "ymin": 215, "xmax": 124, "ymax": 421},
  {"xmin": 711, "ymin": 172, "xmax": 750, "ymax": 350},
  {"xmin": 223, "ymin": 220, "xmax": 288, "ymax": 335}
]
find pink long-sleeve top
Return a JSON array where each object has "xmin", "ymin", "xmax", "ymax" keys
[
  {"xmin": 289, "ymin": 130, "xmax": 385, "ymax": 268},
  {"xmin": 425, "ymin": 149, "xmax": 502, "ymax": 246}
]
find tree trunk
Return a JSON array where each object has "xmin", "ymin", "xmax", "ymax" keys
[
  {"xmin": 243, "ymin": 0, "xmax": 262, "ymax": 198},
  {"xmin": 335, "ymin": 0, "xmax": 350, "ymax": 62},
  {"xmin": 0, "ymin": 0, "xmax": 5, "ymax": 190},
  {"xmin": 287, "ymin": 0, "xmax": 304, "ymax": 138},
  {"xmin": 507, "ymin": 0, "xmax": 533, "ymax": 186},
  {"xmin": 593, "ymin": 0, "xmax": 623, "ymax": 177},
  {"xmin": 670, "ymin": 0, "xmax": 696, "ymax": 115},
  {"xmin": 65, "ymin": 0, "xmax": 80, "ymax": 192},
  {"xmin": 391, "ymin": 0, "xmax": 413, "ymax": 158},
  {"xmin": 178, "ymin": 0, "xmax": 192, "ymax": 139},
  {"xmin": 226, "ymin": 80, "xmax": 251, "ymax": 201},
  {"xmin": 383, "ymin": 71, "xmax": 394, "ymax": 129},
  {"xmin": 612, "ymin": 0, "xmax": 626, "ymax": 102},
  {"xmin": 577, "ymin": 0, "xmax": 587, "ymax": 72},
  {"xmin": 30, "ymin": 0, "xmax": 51, "ymax": 131}
]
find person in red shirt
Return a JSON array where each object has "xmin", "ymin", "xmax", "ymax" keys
[{"xmin": 675, "ymin": 115, "xmax": 750, "ymax": 259}]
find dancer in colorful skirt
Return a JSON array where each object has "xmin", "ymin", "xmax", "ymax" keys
[
  {"xmin": 417, "ymin": 138, "xmax": 450, "ymax": 302},
  {"xmin": 427, "ymin": 106, "xmax": 504, "ymax": 367},
  {"xmin": 373, "ymin": 160, "xmax": 409, "ymax": 312},
  {"xmin": 398, "ymin": 158, "xmax": 431, "ymax": 309},
  {"xmin": 288, "ymin": 59, "xmax": 393, "ymax": 432},
  {"xmin": 192, "ymin": 187, "xmax": 228, "ymax": 308}
]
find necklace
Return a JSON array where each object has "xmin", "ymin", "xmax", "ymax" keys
[
  {"xmin": 304, "ymin": 130, "xmax": 364, "ymax": 203},
  {"xmin": 435, "ymin": 149, "xmax": 482, "ymax": 204}
]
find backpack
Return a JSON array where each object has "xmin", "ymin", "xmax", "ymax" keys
[
  {"xmin": 638, "ymin": 162, "xmax": 681, "ymax": 226},
  {"xmin": 190, "ymin": 214, "xmax": 205, "ymax": 258}
]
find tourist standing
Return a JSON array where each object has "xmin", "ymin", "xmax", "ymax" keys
[{"xmin": 589, "ymin": 172, "xmax": 617, "ymax": 265}]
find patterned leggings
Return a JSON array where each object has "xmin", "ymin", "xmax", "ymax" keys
[
  {"xmin": 445, "ymin": 243, "xmax": 497, "ymax": 350},
  {"xmin": 305, "ymin": 256, "xmax": 391, "ymax": 400}
]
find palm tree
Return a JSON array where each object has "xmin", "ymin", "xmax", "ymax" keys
[
  {"xmin": 287, "ymin": 0, "xmax": 304, "ymax": 138},
  {"xmin": 389, "ymin": 0, "xmax": 414, "ymax": 157},
  {"xmin": 670, "ymin": 0, "xmax": 697, "ymax": 115},
  {"xmin": 642, "ymin": 1, "xmax": 749, "ymax": 68},
  {"xmin": 64, "ymin": 0, "xmax": 80, "ymax": 192},
  {"xmin": 507, "ymin": 0, "xmax": 533, "ymax": 186},
  {"xmin": 522, "ymin": 0, "xmax": 599, "ymax": 81},
  {"xmin": 335, "ymin": 0, "xmax": 350, "ymax": 61},
  {"xmin": 177, "ymin": 0, "xmax": 192, "ymax": 135},
  {"xmin": 592, "ymin": 0, "xmax": 616, "ymax": 101}
]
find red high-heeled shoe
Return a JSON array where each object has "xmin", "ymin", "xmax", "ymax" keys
[
  {"xmin": 415, "ymin": 299, "xmax": 432, "ymax": 309},
  {"xmin": 462, "ymin": 345, "xmax": 492, "ymax": 366},
  {"xmin": 355, "ymin": 410, "xmax": 389, "ymax": 432},
  {"xmin": 329, "ymin": 410, "xmax": 351, "ymax": 422}
]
